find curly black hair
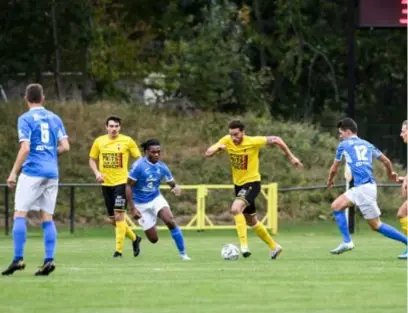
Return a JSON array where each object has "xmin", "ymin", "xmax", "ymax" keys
[{"xmin": 141, "ymin": 139, "xmax": 161, "ymax": 152}]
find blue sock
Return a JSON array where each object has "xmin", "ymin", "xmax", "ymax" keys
[
  {"xmin": 12, "ymin": 217, "xmax": 27, "ymax": 262},
  {"xmin": 377, "ymin": 223, "xmax": 408, "ymax": 245},
  {"xmin": 333, "ymin": 211, "xmax": 352, "ymax": 243},
  {"xmin": 42, "ymin": 221, "xmax": 57, "ymax": 262},
  {"xmin": 170, "ymin": 226, "xmax": 185, "ymax": 255}
]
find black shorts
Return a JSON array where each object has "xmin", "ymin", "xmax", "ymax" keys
[
  {"xmin": 234, "ymin": 181, "xmax": 261, "ymax": 215},
  {"xmin": 101, "ymin": 184, "xmax": 127, "ymax": 217}
]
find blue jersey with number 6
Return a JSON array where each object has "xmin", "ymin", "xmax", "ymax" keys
[
  {"xmin": 335, "ymin": 136, "xmax": 382, "ymax": 187},
  {"xmin": 18, "ymin": 107, "xmax": 68, "ymax": 179}
]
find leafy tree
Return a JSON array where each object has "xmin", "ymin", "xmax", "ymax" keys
[{"xmin": 158, "ymin": 2, "xmax": 273, "ymax": 112}]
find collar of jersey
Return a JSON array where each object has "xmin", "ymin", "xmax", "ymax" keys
[
  {"xmin": 143, "ymin": 156, "xmax": 158, "ymax": 166},
  {"xmin": 29, "ymin": 106, "xmax": 45, "ymax": 110}
]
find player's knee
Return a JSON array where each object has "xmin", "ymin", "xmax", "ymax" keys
[
  {"xmin": 114, "ymin": 211, "xmax": 125, "ymax": 222},
  {"xmin": 397, "ymin": 207, "xmax": 407, "ymax": 218},
  {"xmin": 331, "ymin": 202, "xmax": 340, "ymax": 211},
  {"xmin": 165, "ymin": 220, "xmax": 176, "ymax": 230},
  {"xmin": 230, "ymin": 205, "xmax": 242, "ymax": 215},
  {"xmin": 149, "ymin": 236, "xmax": 159, "ymax": 244},
  {"xmin": 244, "ymin": 214, "xmax": 257, "ymax": 227},
  {"xmin": 368, "ymin": 219, "xmax": 381, "ymax": 231},
  {"xmin": 13, "ymin": 211, "xmax": 26, "ymax": 219},
  {"xmin": 40, "ymin": 211, "xmax": 53, "ymax": 222}
]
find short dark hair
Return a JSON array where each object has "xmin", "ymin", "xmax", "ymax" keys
[
  {"xmin": 337, "ymin": 118, "xmax": 358, "ymax": 134},
  {"xmin": 25, "ymin": 84, "xmax": 44, "ymax": 103},
  {"xmin": 141, "ymin": 139, "xmax": 160, "ymax": 152},
  {"xmin": 228, "ymin": 120, "xmax": 245, "ymax": 131},
  {"xmin": 105, "ymin": 115, "xmax": 121, "ymax": 126}
]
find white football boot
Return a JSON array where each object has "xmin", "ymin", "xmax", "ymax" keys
[
  {"xmin": 330, "ymin": 241, "xmax": 355, "ymax": 255},
  {"xmin": 270, "ymin": 244, "xmax": 283, "ymax": 260}
]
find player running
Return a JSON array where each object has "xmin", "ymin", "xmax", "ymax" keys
[
  {"xmin": 396, "ymin": 120, "xmax": 407, "ymax": 259},
  {"xmin": 89, "ymin": 116, "xmax": 142, "ymax": 258},
  {"xmin": 327, "ymin": 118, "xmax": 407, "ymax": 256},
  {"xmin": 126, "ymin": 139, "xmax": 190, "ymax": 261},
  {"xmin": 205, "ymin": 120, "xmax": 303, "ymax": 259},
  {"xmin": 2, "ymin": 84, "xmax": 70, "ymax": 276}
]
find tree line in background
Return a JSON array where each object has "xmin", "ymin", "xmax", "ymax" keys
[{"xmin": 0, "ymin": 0, "xmax": 406, "ymax": 162}]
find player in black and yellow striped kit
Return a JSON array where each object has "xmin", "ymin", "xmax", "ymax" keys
[{"xmin": 89, "ymin": 116, "xmax": 142, "ymax": 257}]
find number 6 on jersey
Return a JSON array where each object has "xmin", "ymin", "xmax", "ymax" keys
[{"xmin": 40, "ymin": 123, "xmax": 50, "ymax": 143}]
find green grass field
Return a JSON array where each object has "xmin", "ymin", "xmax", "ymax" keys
[{"xmin": 0, "ymin": 222, "xmax": 406, "ymax": 313}]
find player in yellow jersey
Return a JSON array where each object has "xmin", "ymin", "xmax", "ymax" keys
[
  {"xmin": 205, "ymin": 120, "xmax": 303, "ymax": 259},
  {"xmin": 89, "ymin": 116, "xmax": 143, "ymax": 258},
  {"xmin": 396, "ymin": 120, "xmax": 407, "ymax": 259}
]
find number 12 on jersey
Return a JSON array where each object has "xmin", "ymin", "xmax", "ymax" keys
[{"xmin": 354, "ymin": 145, "xmax": 368, "ymax": 161}]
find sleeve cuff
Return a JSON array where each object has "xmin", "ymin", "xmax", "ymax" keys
[{"xmin": 128, "ymin": 175, "xmax": 138, "ymax": 181}]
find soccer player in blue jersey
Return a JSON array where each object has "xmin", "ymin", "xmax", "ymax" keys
[
  {"xmin": 327, "ymin": 118, "xmax": 407, "ymax": 256},
  {"xmin": 1, "ymin": 84, "xmax": 70, "ymax": 276},
  {"xmin": 126, "ymin": 139, "xmax": 190, "ymax": 260}
]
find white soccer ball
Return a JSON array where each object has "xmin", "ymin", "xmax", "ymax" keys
[{"xmin": 221, "ymin": 244, "xmax": 240, "ymax": 260}]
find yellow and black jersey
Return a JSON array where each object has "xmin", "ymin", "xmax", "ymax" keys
[
  {"xmin": 211, "ymin": 135, "xmax": 267, "ymax": 186},
  {"xmin": 89, "ymin": 134, "xmax": 141, "ymax": 186}
]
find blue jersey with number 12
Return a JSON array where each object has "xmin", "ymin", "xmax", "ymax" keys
[
  {"xmin": 18, "ymin": 107, "xmax": 68, "ymax": 179},
  {"xmin": 335, "ymin": 136, "xmax": 382, "ymax": 187},
  {"xmin": 128, "ymin": 157, "xmax": 174, "ymax": 203}
]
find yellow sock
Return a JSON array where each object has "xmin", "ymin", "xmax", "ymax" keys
[
  {"xmin": 115, "ymin": 220, "xmax": 127, "ymax": 253},
  {"xmin": 399, "ymin": 217, "xmax": 408, "ymax": 235},
  {"xmin": 125, "ymin": 223, "xmax": 137, "ymax": 241},
  {"xmin": 234, "ymin": 214, "xmax": 248, "ymax": 249},
  {"xmin": 252, "ymin": 222, "xmax": 277, "ymax": 250}
]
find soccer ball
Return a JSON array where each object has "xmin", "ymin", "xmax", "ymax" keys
[{"xmin": 221, "ymin": 244, "xmax": 240, "ymax": 260}]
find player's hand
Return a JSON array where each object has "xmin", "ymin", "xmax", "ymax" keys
[
  {"xmin": 132, "ymin": 207, "xmax": 142, "ymax": 220},
  {"xmin": 7, "ymin": 172, "xmax": 17, "ymax": 190},
  {"xmin": 389, "ymin": 172, "xmax": 399, "ymax": 182},
  {"xmin": 171, "ymin": 185, "xmax": 182, "ymax": 196},
  {"xmin": 95, "ymin": 172, "xmax": 104, "ymax": 183},
  {"xmin": 290, "ymin": 156, "xmax": 304, "ymax": 169},
  {"xmin": 397, "ymin": 176, "xmax": 406, "ymax": 183}
]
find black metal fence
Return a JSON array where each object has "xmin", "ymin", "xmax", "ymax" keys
[{"xmin": 0, "ymin": 182, "xmax": 401, "ymax": 236}]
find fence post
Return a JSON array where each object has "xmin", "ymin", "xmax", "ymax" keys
[
  {"xmin": 267, "ymin": 183, "xmax": 278, "ymax": 235},
  {"xmin": 201, "ymin": 186, "xmax": 207, "ymax": 231},
  {"xmin": 70, "ymin": 186, "xmax": 75, "ymax": 234},
  {"xmin": 4, "ymin": 187, "xmax": 9, "ymax": 236},
  {"xmin": 197, "ymin": 186, "xmax": 205, "ymax": 231}
]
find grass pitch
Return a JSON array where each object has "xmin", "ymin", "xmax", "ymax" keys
[{"xmin": 0, "ymin": 222, "xmax": 406, "ymax": 313}]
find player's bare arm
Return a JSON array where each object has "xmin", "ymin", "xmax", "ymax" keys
[
  {"xmin": 88, "ymin": 157, "xmax": 104, "ymax": 183},
  {"xmin": 57, "ymin": 137, "xmax": 70, "ymax": 156},
  {"xmin": 168, "ymin": 180, "xmax": 182, "ymax": 196},
  {"xmin": 398, "ymin": 175, "xmax": 408, "ymax": 197},
  {"xmin": 266, "ymin": 136, "xmax": 303, "ymax": 168},
  {"xmin": 402, "ymin": 177, "xmax": 407, "ymax": 198},
  {"xmin": 205, "ymin": 143, "xmax": 226, "ymax": 157},
  {"xmin": 125, "ymin": 178, "xmax": 142, "ymax": 219},
  {"xmin": 7, "ymin": 141, "xmax": 30, "ymax": 189},
  {"xmin": 327, "ymin": 160, "xmax": 341, "ymax": 188},
  {"xmin": 377, "ymin": 154, "xmax": 398, "ymax": 181}
]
